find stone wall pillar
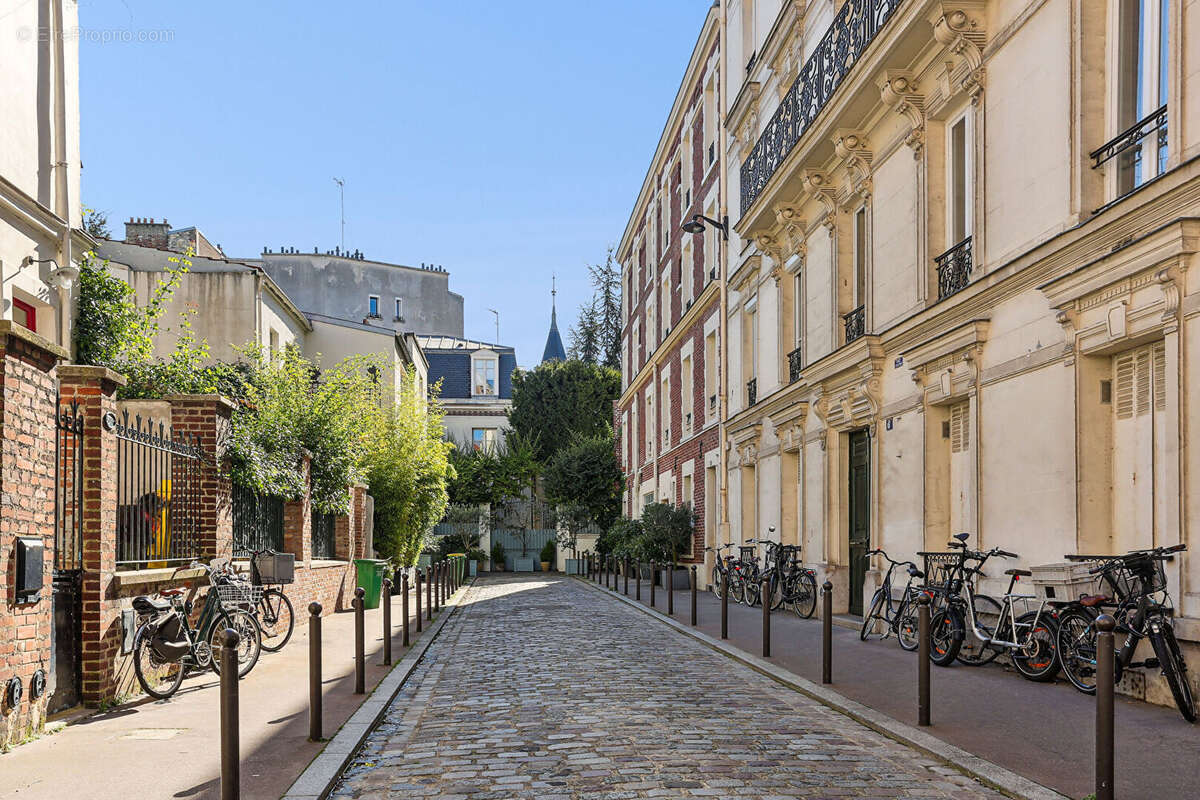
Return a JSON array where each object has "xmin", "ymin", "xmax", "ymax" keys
[
  {"xmin": 168, "ymin": 395, "xmax": 234, "ymax": 561},
  {"xmin": 58, "ymin": 365, "xmax": 125, "ymax": 707},
  {"xmin": 0, "ymin": 324, "xmax": 65, "ymax": 746},
  {"xmin": 282, "ymin": 455, "xmax": 312, "ymax": 566}
]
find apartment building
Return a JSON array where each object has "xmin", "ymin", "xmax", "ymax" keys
[
  {"xmin": 616, "ymin": 6, "xmax": 723, "ymax": 561},
  {"xmin": 719, "ymin": 0, "xmax": 1200, "ymax": 712}
]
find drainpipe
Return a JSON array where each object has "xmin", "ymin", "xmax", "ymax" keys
[
  {"xmin": 717, "ymin": 8, "xmax": 730, "ymax": 549},
  {"xmin": 50, "ymin": 0, "xmax": 73, "ymax": 352}
]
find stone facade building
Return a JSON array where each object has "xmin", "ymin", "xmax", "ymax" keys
[{"xmin": 616, "ymin": 6, "xmax": 723, "ymax": 561}]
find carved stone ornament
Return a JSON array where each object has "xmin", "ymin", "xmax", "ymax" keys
[
  {"xmin": 931, "ymin": 7, "xmax": 987, "ymax": 100},
  {"xmin": 833, "ymin": 130, "xmax": 873, "ymax": 195},
  {"xmin": 878, "ymin": 70, "xmax": 925, "ymax": 157}
]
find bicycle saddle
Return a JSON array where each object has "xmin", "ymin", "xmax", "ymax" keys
[
  {"xmin": 953, "ymin": 532, "xmax": 970, "ymax": 542},
  {"xmin": 1080, "ymin": 594, "xmax": 1111, "ymax": 607},
  {"xmin": 907, "ymin": 566, "xmax": 924, "ymax": 578},
  {"xmin": 132, "ymin": 595, "xmax": 171, "ymax": 614},
  {"xmin": 1004, "ymin": 568, "xmax": 1032, "ymax": 578}
]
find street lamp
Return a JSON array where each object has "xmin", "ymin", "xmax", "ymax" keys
[{"xmin": 681, "ymin": 213, "xmax": 728, "ymax": 240}]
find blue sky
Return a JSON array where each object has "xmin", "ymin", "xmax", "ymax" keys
[{"xmin": 79, "ymin": 1, "xmax": 710, "ymax": 367}]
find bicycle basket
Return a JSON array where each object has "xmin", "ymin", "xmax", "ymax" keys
[
  {"xmin": 739, "ymin": 546, "xmax": 756, "ymax": 563},
  {"xmin": 215, "ymin": 582, "xmax": 263, "ymax": 609},
  {"xmin": 1104, "ymin": 554, "xmax": 1168, "ymax": 599}
]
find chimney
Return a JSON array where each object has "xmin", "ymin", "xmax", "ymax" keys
[{"xmin": 125, "ymin": 217, "xmax": 170, "ymax": 249}]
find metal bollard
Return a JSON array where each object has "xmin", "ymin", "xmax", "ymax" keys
[
  {"xmin": 721, "ymin": 568, "xmax": 729, "ymax": 639},
  {"xmin": 635, "ymin": 560, "xmax": 641, "ymax": 600},
  {"xmin": 424, "ymin": 566, "xmax": 431, "ymax": 620},
  {"xmin": 624, "ymin": 557, "xmax": 630, "ymax": 595},
  {"xmin": 308, "ymin": 603, "xmax": 322, "ymax": 741},
  {"xmin": 401, "ymin": 571, "xmax": 410, "ymax": 648},
  {"xmin": 667, "ymin": 564, "xmax": 674, "ymax": 616},
  {"xmin": 650, "ymin": 561, "xmax": 656, "ymax": 608},
  {"xmin": 918, "ymin": 594, "xmax": 931, "ymax": 726},
  {"xmin": 353, "ymin": 586, "xmax": 365, "ymax": 694},
  {"xmin": 220, "ymin": 627, "xmax": 241, "ymax": 800},
  {"xmin": 821, "ymin": 580, "xmax": 833, "ymax": 684},
  {"xmin": 416, "ymin": 568, "xmax": 424, "ymax": 631},
  {"xmin": 690, "ymin": 565, "xmax": 697, "ymax": 626},
  {"xmin": 762, "ymin": 576, "xmax": 772, "ymax": 657},
  {"xmin": 1096, "ymin": 614, "xmax": 1116, "ymax": 800},
  {"xmin": 433, "ymin": 562, "xmax": 440, "ymax": 611},
  {"xmin": 382, "ymin": 577, "xmax": 393, "ymax": 666}
]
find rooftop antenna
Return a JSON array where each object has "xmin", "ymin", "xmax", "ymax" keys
[
  {"xmin": 488, "ymin": 308, "xmax": 499, "ymax": 344},
  {"xmin": 332, "ymin": 177, "xmax": 345, "ymax": 252}
]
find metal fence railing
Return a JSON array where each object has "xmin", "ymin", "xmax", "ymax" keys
[
  {"xmin": 232, "ymin": 484, "xmax": 285, "ymax": 558},
  {"xmin": 111, "ymin": 409, "xmax": 205, "ymax": 570},
  {"xmin": 54, "ymin": 396, "xmax": 84, "ymax": 572},
  {"xmin": 311, "ymin": 510, "xmax": 337, "ymax": 560}
]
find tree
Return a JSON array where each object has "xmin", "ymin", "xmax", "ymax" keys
[
  {"xmin": 567, "ymin": 249, "xmax": 622, "ymax": 369},
  {"xmin": 567, "ymin": 296, "xmax": 600, "ymax": 363},
  {"xmin": 82, "ymin": 206, "xmax": 111, "ymax": 239},
  {"xmin": 640, "ymin": 502, "xmax": 694, "ymax": 568},
  {"xmin": 543, "ymin": 433, "xmax": 623, "ymax": 533},
  {"xmin": 508, "ymin": 359, "xmax": 620, "ymax": 464}
]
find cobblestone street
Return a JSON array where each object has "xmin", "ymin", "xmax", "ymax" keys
[{"xmin": 333, "ymin": 575, "xmax": 1003, "ymax": 799}]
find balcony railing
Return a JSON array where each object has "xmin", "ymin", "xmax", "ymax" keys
[
  {"xmin": 787, "ymin": 345, "xmax": 803, "ymax": 383},
  {"xmin": 739, "ymin": 0, "xmax": 905, "ymax": 216},
  {"xmin": 1091, "ymin": 105, "xmax": 1167, "ymax": 168},
  {"xmin": 935, "ymin": 237, "xmax": 973, "ymax": 299},
  {"xmin": 747, "ymin": 378, "xmax": 758, "ymax": 407},
  {"xmin": 843, "ymin": 306, "xmax": 865, "ymax": 345}
]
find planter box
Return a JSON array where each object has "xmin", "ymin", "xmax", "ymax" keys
[{"xmin": 512, "ymin": 556, "xmax": 536, "ymax": 572}]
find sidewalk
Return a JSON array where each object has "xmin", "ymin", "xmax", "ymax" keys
[
  {"xmin": 597, "ymin": 574, "xmax": 1196, "ymax": 800},
  {"xmin": 0, "ymin": 581, "xmax": 456, "ymax": 800}
]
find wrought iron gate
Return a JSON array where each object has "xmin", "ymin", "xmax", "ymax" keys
[
  {"xmin": 232, "ymin": 484, "xmax": 285, "ymax": 557},
  {"xmin": 50, "ymin": 397, "xmax": 83, "ymax": 713}
]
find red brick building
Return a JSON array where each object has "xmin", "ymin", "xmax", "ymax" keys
[{"xmin": 615, "ymin": 8, "xmax": 722, "ymax": 562}]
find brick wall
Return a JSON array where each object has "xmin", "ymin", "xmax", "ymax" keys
[{"xmin": 0, "ymin": 325, "xmax": 65, "ymax": 748}]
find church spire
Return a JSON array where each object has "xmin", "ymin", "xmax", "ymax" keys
[{"xmin": 541, "ymin": 273, "xmax": 566, "ymax": 363}]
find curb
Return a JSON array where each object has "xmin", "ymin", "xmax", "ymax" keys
[
  {"xmin": 574, "ymin": 576, "xmax": 1068, "ymax": 800},
  {"xmin": 282, "ymin": 579, "xmax": 474, "ymax": 800}
]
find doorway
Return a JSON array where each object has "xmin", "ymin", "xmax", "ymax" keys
[{"xmin": 847, "ymin": 429, "xmax": 871, "ymax": 616}]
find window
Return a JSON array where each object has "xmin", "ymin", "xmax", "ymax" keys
[
  {"xmin": 1116, "ymin": 0, "xmax": 1170, "ymax": 194},
  {"xmin": 854, "ymin": 207, "xmax": 868, "ymax": 307},
  {"xmin": 682, "ymin": 244, "xmax": 694, "ymax": 307},
  {"xmin": 947, "ymin": 114, "xmax": 973, "ymax": 246},
  {"xmin": 681, "ymin": 354, "xmax": 694, "ymax": 434},
  {"xmin": 792, "ymin": 273, "xmax": 803, "ymax": 348},
  {"xmin": 394, "ymin": 298, "xmax": 404, "ymax": 321},
  {"xmin": 472, "ymin": 428, "xmax": 497, "ymax": 452},
  {"xmin": 703, "ymin": 74, "xmax": 717, "ymax": 169},
  {"xmin": 682, "ymin": 472, "xmax": 694, "ymax": 511},
  {"xmin": 473, "ymin": 357, "xmax": 497, "ymax": 395},
  {"xmin": 368, "ymin": 295, "xmax": 380, "ymax": 318},
  {"xmin": 269, "ymin": 328, "xmax": 279, "ymax": 354},
  {"xmin": 704, "ymin": 331, "xmax": 717, "ymax": 421},
  {"xmin": 661, "ymin": 374, "xmax": 671, "ymax": 447},
  {"xmin": 645, "ymin": 392, "xmax": 655, "ymax": 459},
  {"xmin": 661, "ymin": 272, "xmax": 671, "ymax": 338},
  {"xmin": 12, "ymin": 297, "xmax": 36, "ymax": 333}
]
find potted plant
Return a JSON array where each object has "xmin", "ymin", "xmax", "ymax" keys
[
  {"xmin": 641, "ymin": 502, "xmax": 694, "ymax": 588},
  {"xmin": 491, "ymin": 540, "xmax": 506, "ymax": 572},
  {"xmin": 539, "ymin": 539, "xmax": 556, "ymax": 572}
]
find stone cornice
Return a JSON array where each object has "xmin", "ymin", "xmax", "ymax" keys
[{"xmin": 901, "ymin": 319, "xmax": 990, "ymax": 371}]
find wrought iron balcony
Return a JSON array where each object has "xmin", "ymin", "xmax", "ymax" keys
[
  {"xmin": 739, "ymin": 0, "xmax": 905, "ymax": 216},
  {"xmin": 747, "ymin": 378, "xmax": 758, "ymax": 407},
  {"xmin": 843, "ymin": 306, "xmax": 865, "ymax": 345},
  {"xmin": 935, "ymin": 237, "xmax": 973, "ymax": 299},
  {"xmin": 1091, "ymin": 105, "xmax": 1167, "ymax": 168},
  {"xmin": 787, "ymin": 345, "xmax": 803, "ymax": 383}
]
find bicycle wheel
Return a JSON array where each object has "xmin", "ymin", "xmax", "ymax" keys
[
  {"xmin": 1150, "ymin": 621, "xmax": 1197, "ymax": 723},
  {"xmin": 929, "ymin": 604, "xmax": 964, "ymax": 666},
  {"xmin": 1055, "ymin": 608, "xmax": 1099, "ymax": 694},
  {"xmin": 711, "ymin": 566, "xmax": 724, "ymax": 599},
  {"xmin": 791, "ymin": 572, "xmax": 817, "ymax": 619},
  {"xmin": 1011, "ymin": 611, "xmax": 1060, "ymax": 682},
  {"xmin": 769, "ymin": 572, "xmax": 785, "ymax": 611},
  {"xmin": 743, "ymin": 576, "xmax": 760, "ymax": 607},
  {"xmin": 860, "ymin": 589, "xmax": 886, "ymax": 641},
  {"xmin": 896, "ymin": 597, "xmax": 920, "ymax": 651},
  {"xmin": 257, "ymin": 588, "xmax": 295, "ymax": 653},
  {"xmin": 957, "ymin": 595, "xmax": 1003, "ymax": 666},
  {"xmin": 132, "ymin": 623, "xmax": 187, "ymax": 700},
  {"xmin": 209, "ymin": 610, "xmax": 263, "ymax": 678},
  {"xmin": 728, "ymin": 572, "xmax": 746, "ymax": 605}
]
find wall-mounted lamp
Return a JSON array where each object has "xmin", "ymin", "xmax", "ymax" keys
[{"xmin": 681, "ymin": 213, "xmax": 728, "ymax": 240}]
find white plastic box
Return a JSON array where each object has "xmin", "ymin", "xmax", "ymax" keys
[{"xmin": 1030, "ymin": 561, "xmax": 1098, "ymax": 601}]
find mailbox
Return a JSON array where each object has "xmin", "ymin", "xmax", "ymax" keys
[{"xmin": 15, "ymin": 537, "xmax": 44, "ymax": 603}]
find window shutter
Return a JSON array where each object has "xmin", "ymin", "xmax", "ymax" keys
[
  {"xmin": 950, "ymin": 400, "xmax": 970, "ymax": 453},
  {"xmin": 1153, "ymin": 342, "xmax": 1166, "ymax": 412},
  {"xmin": 1135, "ymin": 348, "xmax": 1152, "ymax": 416},
  {"xmin": 1114, "ymin": 352, "xmax": 1136, "ymax": 419}
]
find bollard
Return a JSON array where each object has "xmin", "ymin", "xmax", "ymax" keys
[
  {"xmin": 416, "ymin": 568, "xmax": 424, "ymax": 631},
  {"xmin": 918, "ymin": 594, "xmax": 931, "ymax": 726},
  {"xmin": 1096, "ymin": 614, "xmax": 1116, "ymax": 800},
  {"xmin": 624, "ymin": 557, "xmax": 630, "ymax": 596},
  {"xmin": 650, "ymin": 561, "xmax": 656, "ymax": 608},
  {"xmin": 425, "ymin": 566, "xmax": 432, "ymax": 620},
  {"xmin": 762, "ymin": 576, "xmax": 772, "ymax": 657},
  {"xmin": 821, "ymin": 580, "xmax": 833, "ymax": 684},
  {"xmin": 433, "ymin": 562, "xmax": 440, "ymax": 611},
  {"xmin": 382, "ymin": 577, "xmax": 393, "ymax": 666},
  {"xmin": 308, "ymin": 602, "xmax": 322, "ymax": 742},
  {"xmin": 635, "ymin": 561, "xmax": 641, "ymax": 600},
  {"xmin": 720, "ymin": 568, "xmax": 729, "ymax": 639},
  {"xmin": 220, "ymin": 627, "xmax": 241, "ymax": 800},
  {"xmin": 690, "ymin": 565, "xmax": 698, "ymax": 627},
  {"xmin": 401, "ymin": 571, "xmax": 410, "ymax": 648},
  {"xmin": 667, "ymin": 564, "xmax": 675, "ymax": 616},
  {"xmin": 353, "ymin": 586, "xmax": 365, "ymax": 694}
]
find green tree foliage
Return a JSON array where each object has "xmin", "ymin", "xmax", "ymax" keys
[
  {"xmin": 543, "ymin": 433, "xmax": 622, "ymax": 533},
  {"xmin": 507, "ymin": 359, "xmax": 620, "ymax": 464},
  {"xmin": 567, "ymin": 249, "xmax": 621, "ymax": 369},
  {"xmin": 82, "ymin": 206, "xmax": 111, "ymax": 239},
  {"xmin": 640, "ymin": 502, "xmax": 695, "ymax": 567},
  {"xmin": 567, "ymin": 296, "xmax": 600, "ymax": 363}
]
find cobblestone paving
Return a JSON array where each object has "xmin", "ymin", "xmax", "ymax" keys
[{"xmin": 333, "ymin": 575, "xmax": 1003, "ymax": 799}]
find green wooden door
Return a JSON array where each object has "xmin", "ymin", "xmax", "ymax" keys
[{"xmin": 847, "ymin": 430, "xmax": 871, "ymax": 616}]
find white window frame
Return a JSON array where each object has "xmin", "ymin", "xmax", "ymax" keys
[
  {"xmin": 945, "ymin": 109, "xmax": 974, "ymax": 249},
  {"xmin": 471, "ymin": 351, "xmax": 499, "ymax": 396}
]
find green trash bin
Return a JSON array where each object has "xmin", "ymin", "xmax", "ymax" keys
[{"xmin": 354, "ymin": 559, "xmax": 387, "ymax": 609}]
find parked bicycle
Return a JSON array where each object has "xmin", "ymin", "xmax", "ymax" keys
[
  {"xmin": 705, "ymin": 543, "xmax": 740, "ymax": 602},
  {"xmin": 1055, "ymin": 544, "xmax": 1195, "ymax": 722},
  {"xmin": 130, "ymin": 559, "xmax": 263, "ymax": 700},
  {"xmin": 249, "ymin": 548, "xmax": 295, "ymax": 653},
  {"xmin": 776, "ymin": 543, "xmax": 818, "ymax": 619},
  {"xmin": 860, "ymin": 549, "xmax": 924, "ymax": 649}
]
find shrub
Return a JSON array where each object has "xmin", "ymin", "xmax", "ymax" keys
[
  {"xmin": 539, "ymin": 539, "xmax": 556, "ymax": 564},
  {"xmin": 490, "ymin": 540, "xmax": 505, "ymax": 567}
]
